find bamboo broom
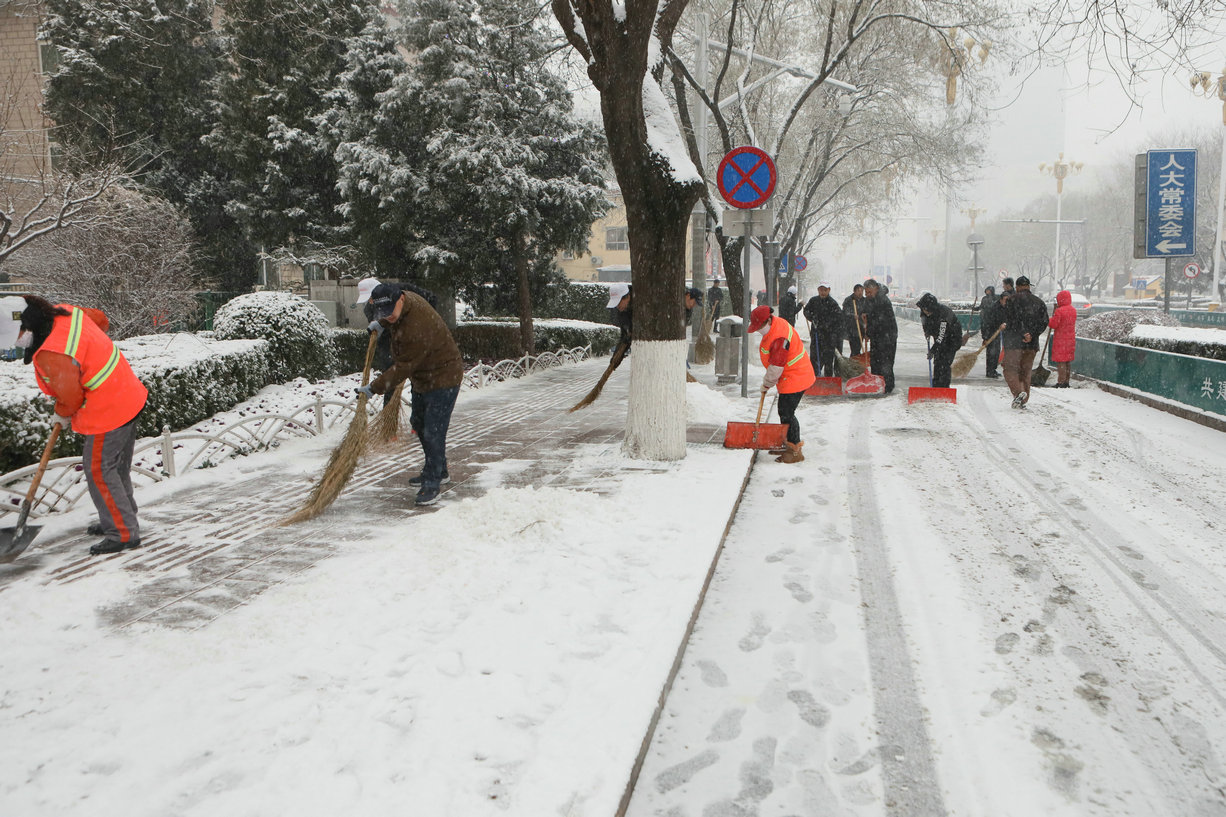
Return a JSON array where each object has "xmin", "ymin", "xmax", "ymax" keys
[
  {"xmin": 950, "ymin": 325, "xmax": 1004, "ymax": 379},
  {"xmin": 282, "ymin": 331, "xmax": 379, "ymax": 524},
  {"xmin": 693, "ymin": 305, "xmax": 715, "ymax": 365},
  {"xmin": 368, "ymin": 382, "xmax": 406, "ymax": 448},
  {"xmin": 569, "ymin": 341, "xmax": 628, "ymax": 412}
]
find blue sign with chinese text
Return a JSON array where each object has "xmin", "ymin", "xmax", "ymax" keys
[{"xmin": 1145, "ymin": 149, "xmax": 1197, "ymax": 257}]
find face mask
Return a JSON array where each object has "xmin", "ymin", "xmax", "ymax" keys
[
  {"xmin": 757, "ymin": 323, "xmax": 771, "ymax": 336},
  {"xmin": 15, "ymin": 331, "xmax": 33, "ymax": 349}
]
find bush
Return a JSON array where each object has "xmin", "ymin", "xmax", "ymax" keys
[
  {"xmin": 332, "ymin": 328, "xmax": 371, "ymax": 374},
  {"xmin": 538, "ymin": 281, "xmax": 616, "ymax": 324},
  {"xmin": 453, "ymin": 319, "xmax": 618, "ymax": 361},
  {"xmin": 213, "ymin": 292, "xmax": 338, "ymax": 382},
  {"xmin": 1077, "ymin": 308, "xmax": 1181, "ymax": 342},
  {"xmin": 1128, "ymin": 324, "xmax": 1226, "ymax": 361}
]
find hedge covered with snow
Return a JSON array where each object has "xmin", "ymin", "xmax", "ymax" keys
[
  {"xmin": 453, "ymin": 319, "xmax": 618, "ymax": 361},
  {"xmin": 1076, "ymin": 308, "xmax": 1182, "ymax": 342},
  {"xmin": 1128, "ymin": 324, "xmax": 1226, "ymax": 361},
  {"xmin": 213, "ymin": 291, "xmax": 339, "ymax": 381}
]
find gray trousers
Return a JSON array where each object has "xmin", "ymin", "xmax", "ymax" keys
[{"xmin": 83, "ymin": 413, "xmax": 141, "ymax": 544}]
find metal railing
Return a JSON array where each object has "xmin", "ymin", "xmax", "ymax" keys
[{"xmin": 1, "ymin": 345, "xmax": 591, "ymax": 520}]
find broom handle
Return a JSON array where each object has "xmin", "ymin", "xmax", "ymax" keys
[
  {"xmin": 976, "ymin": 324, "xmax": 1004, "ymax": 353},
  {"xmin": 360, "ymin": 330, "xmax": 379, "ymax": 387},
  {"xmin": 1038, "ymin": 327, "xmax": 1052, "ymax": 364},
  {"xmin": 21, "ymin": 424, "xmax": 61, "ymax": 509},
  {"xmin": 853, "ymin": 298, "xmax": 866, "ymax": 349},
  {"xmin": 753, "ymin": 389, "xmax": 766, "ymax": 426}
]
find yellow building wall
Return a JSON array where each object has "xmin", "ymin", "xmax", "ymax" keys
[
  {"xmin": 556, "ymin": 188, "xmax": 694, "ymax": 283},
  {"xmin": 1, "ymin": 1, "xmax": 52, "ymax": 216}
]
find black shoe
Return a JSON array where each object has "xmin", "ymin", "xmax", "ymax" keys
[
  {"xmin": 89, "ymin": 538, "xmax": 141, "ymax": 556},
  {"xmin": 415, "ymin": 486, "xmax": 440, "ymax": 506},
  {"xmin": 985, "ymin": 371, "xmax": 1000, "ymax": 378},
  {"xmin": 409, "ymin": 472, "xmax": 450, "ymax": 486},
  {"xmin": 86, "ymin": 522, "xmax": 104, "ymax": 536}
]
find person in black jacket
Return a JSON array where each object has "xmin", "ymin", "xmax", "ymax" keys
[
  {"xmin": 802, "ymin": 282, "xmax": 843, "ymax": 376},
  {"xmin": 707, "ymin": 280, "xmax": 724, "ymax": 321},
  {"xmin": 917, "ymin": 292, "xmax": 962, "ymax": 387},
  {"xmin": 607, "ymin": 282, "xmax": 632, "ymax": 352},
  {"xmin": 862, "ymin": 278, "xmax": 897, "ymax": 393},
  {"xmin": 842, "ymin": 284, "xmax": 866, "ymax": 356},
  {"xmin": 779, "ymin": 285, "xmax": 800, "ymax": 326},
  {"xmin": 977, "ymin": 285, "xmax": 1003, "ymax": 378},
  {"xmin": 1000, "ymin": 275, "xmax": 1049, "ymax": 408}
]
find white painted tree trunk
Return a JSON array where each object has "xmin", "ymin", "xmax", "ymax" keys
[{"xmin": 623, "ymin": 340, "xmax": 687, "ymax": 461}]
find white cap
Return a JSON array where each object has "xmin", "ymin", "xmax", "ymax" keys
[
  {"xmin": 607, "ymin": 282, "xmax": 630, "ymax": 308},
  {"xmin": 787, "ymin": 285, "xmax": 797, "ymax": 295},
  {"xmin": 818, "ymin": 281, "xmax": 831, "ymax": 289},
  {"xmin": 356, "ymin": 277, "xmax": 381, "ymax": 304}
]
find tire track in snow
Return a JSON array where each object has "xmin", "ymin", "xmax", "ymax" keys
[{"xmin": 846, "ymin": 405, "xmax": 947, "ymax": 817}]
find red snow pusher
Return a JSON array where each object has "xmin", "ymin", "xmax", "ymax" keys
[
  {"xmin": 908, "ymin": 336, "xmax": 957, "ymax": 404},
  {"xmin": 805, "ymin": 377, "xmax": 844, "ymax": 396},
  {"xmin": 843, "ymin": 372, "xmax": 886, "ymax": 395},
  {"xmin": 724, "ymin": 391, "xmax": 789, "ymax": 450}
]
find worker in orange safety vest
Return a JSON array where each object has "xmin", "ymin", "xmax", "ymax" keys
[
  {"xmin": 746, "ymin": 304, "xmax": 816, "ymax": 463},
  {"xmin": 17, "ymin": 296, "xmax": 148, "ymax": 555}
]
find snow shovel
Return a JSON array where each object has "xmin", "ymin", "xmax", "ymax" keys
[
  {"xmin": 908, "ymin": 336, "xmax": 957, "ymax": 404},
  {"xmin": 0, "ymin": 424, "xmax": 62, "ymax": 563},
  {"xmin": 1030, "ymin": 330, "xmax": 1053, "ymax": 388},
  {"xmin": 724, "ymin": 391, "xmax": 788, "ymax": 449},
  {"xmin": 803, "ymin": 333, "xmax": 843, "ymax": 396}
]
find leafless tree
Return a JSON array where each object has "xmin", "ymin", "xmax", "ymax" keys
[{"xmin": 4, "ymin": 187, "xmax": 204, "ymax": 338}]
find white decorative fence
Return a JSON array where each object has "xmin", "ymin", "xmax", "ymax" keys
[{"xmin": 0, "ymin": 346, "xmax": 591, "ymax": 520}]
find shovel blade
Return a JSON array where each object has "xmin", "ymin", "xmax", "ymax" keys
[
  {"xmin": 907, "ymin": 386, "xmax": 958, "ymax": 404},
  {"xmin": 0, "ymin": 524, "xmax": 42, "ymax": 563}
]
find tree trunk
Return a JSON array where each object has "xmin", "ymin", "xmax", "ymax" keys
[{"xmin": 514, "ymin": 228, "xmax": 535, "ymax": 354}]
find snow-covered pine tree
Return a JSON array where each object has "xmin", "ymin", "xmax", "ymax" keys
[
  {"xmin": 333, "ymin": 0, "xmax": 608, "ymax": 347},
  {"xmin": 208, "ymin": 0, "xmax": 375, "ymax": 257}
]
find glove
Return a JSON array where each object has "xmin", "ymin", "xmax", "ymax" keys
[
  {"xmin": 760, "ymin": 382, "xmax": 771, "ymax": 395},
  {"xmin": 51, "ymin": 413, "xmax": 72, "ymax": 429},
  {"xmin": 367, "ymin": 320, "xmax": 384, "ymax": 337},
  {"xmin": 355, "ymin": 385, "xmax": 374, "ymax": 399}
]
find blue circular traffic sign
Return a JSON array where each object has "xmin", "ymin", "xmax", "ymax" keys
[
  {"xmin": 794, "ymin": 255, "xmax": 808, "ymax": 272},
  {"xmin": 717, "ymin": 146, "xmax": 776, "ymax": 209}
]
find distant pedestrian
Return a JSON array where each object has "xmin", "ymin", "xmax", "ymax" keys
[
  {"xmin": 978, "ymin": 285, "xmax": 1003, "ymax": 378},
  {"xmin": 1000, "ymin": 276, "xmax": 1049, "ymax": 408},
  {"xmin": 1001, "ymin": 276, "xmax": 1015, "ymax": 297},
  {"xmin": 862, "ymin": 278, "xmax": 898, "ymax": 393},
  {"xmin": 360, "ymin": 284, "xmax": 464, "ymax": 505},
  {"xmin": 684, "ymin": 287, "xmax": 703, "ymax": 323},
  {"xmin": 747, "ymin": 305, "xmax": 816, "ymax": 463},
  {"xmin": 842, "ymin": 284, "xmax": 866, "ymax": 357},
  {"xmin": 1048, "ymin": 290, "xmax": 1078, "ymax": 388},
  {"xmin": 18, "ymin": 296, "xmax": 148, "ymax": 555},
  {"xmin": 779, "ymin": 285, "xmax": 800, "ymax": 325},
  {"xmin": 917, "ymin": 292, "xmax": 962, "ymax": 388},
  {"xmin": 707, "ymin": 280, "xmax": 724, "ymax": 321},
  {"xmin": 756, "ymin": 289, "xmax": 768, "ymax": 308},
  {"xmin": 802, "ymin": 281, "xmax": 843, "ymax": 377}
]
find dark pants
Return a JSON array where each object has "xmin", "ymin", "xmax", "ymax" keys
[
  {"xmin": 810, "ymin": 332, "xmax": 839, "ymax": 377},
  {"xmin": 982, "ymin": 334, "xmax": 1001, "ymax": 375},
  {"xmin": 846, "ymin": 323, "xmax": 862, "ymax": 356},
  {"xmin": 869, "ymin": 334, "xmax": 897, "ymax": 393},
  {"xmin": 409, "ymin": 385, "xmax": 460, "ymax": 489},
  {"xmin": 777, "ymin": 391, "xmax": 804, "ymax": 443},
  {"xmin": 932, "ymin": 343, "xmax": 958, "ymax": 388},
  {"xmin": 1002, "ymin": 349, "xmax": 1037, "ymax": 400},
  {"xmin": 83, "ymin": 412, "xmax": 141, "ymax": 544}
]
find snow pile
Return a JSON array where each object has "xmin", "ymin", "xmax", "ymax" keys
[
  {"xmin": 213, "ymin": 291, "xmax": 338, "ymax": 381},
  {"xmin": 1076, "ymin": 308, "xmax": 1181, "ymax": 342},
  {"xmin": 685, "ymin": 380, "xmax": 735, "ymax": 425}
]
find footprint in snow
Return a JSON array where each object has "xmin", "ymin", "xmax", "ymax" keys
[
  {"xmin": 980, "ymin": 687, "xmax": 1017, "ymax": 717},
  {"xmin": 995, "ymin": 632, "xmax": 1020, "ymax": 654},
  {"xmin": 738, "ymin": 613, "xmax": 771, "ymax": 652}
]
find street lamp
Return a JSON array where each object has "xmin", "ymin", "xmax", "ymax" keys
[
  {"xmin": 1190, "ymin": 69, "xmax": 1226, "ymax": 306},
  {"xmin": 1039, "ymin": 153, "xmax": 1084, "ymax": 286},
  {"xmin": 962, "ymin": 205, "xmax": 986, "ymax": 296}
]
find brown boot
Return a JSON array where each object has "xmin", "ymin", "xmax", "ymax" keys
[
  {"xmin": 775, "ymin": 441, "xmax": 804, "ymax": 463},
  {"xmin": 767, "ymin": 445, "xmax": 788, "ymax": 455}
]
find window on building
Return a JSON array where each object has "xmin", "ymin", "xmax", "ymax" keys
[
  {"xmin": 38, "ymin": 42, "xmax": 60, "ymax": 76},
  {"xmin": 605, "ymin": 227, "xmax": 628, "ymax": 251},
  {"xmin": 561, "ymin": 250, "xmax": 575, "ymax": 261}
]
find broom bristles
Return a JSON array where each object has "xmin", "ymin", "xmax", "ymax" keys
[
  {"xmin": 832, "ymin": 350, "xmax": 866, "ymax": 378},
  {"xmin": 368, "ymin": 383, "xmax": 405, "ymax": 447},
  {"xmin": 950, "ymin": 348, "xmax": 983, "ymax": 379},
  {"xmin": 282, "ymin": 399, "xmax": 370, "ymax": 525},
  {"xmin": 693, "ymin": 306, "xmax": 715, "ymax": 365},
  {"xmin": 569, "ymin": 342, "xmax": 627, "ymax": 412}
]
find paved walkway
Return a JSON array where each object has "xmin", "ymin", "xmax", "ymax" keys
[{"xmin": 0, "ymin": 357, "xmax": 727, "ymax": 630}]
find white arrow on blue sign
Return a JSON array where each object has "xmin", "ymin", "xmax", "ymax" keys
[{"xmin": 1145, "ymin": 149, "xmax": 1197, "ymax": 257}]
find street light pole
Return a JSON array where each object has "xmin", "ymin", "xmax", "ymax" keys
[
  {"xmin": 1191, "ymin": 69, "xmax": 1226, "ymax": 306},
  {"xmin": 1040, "ymin": 153, "xmax": 1083, "ymax": 288}
]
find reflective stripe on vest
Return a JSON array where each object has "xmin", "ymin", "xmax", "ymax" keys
[
  {"xmin": 64, "ymin": 308, "xmax": 85, "ymax": 357},
  {"xmin": 84, "ymin": 346, "xmax": 121, "ymax": 391},
  {"xmin": 760, "ymin": 322, "xmax": 806, "ymax": 368}
]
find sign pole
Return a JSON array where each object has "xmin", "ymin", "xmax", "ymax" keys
[
  {"xmin": 741, "ymin": 211, "xmax": 752, "ymax": 398},
  {"xmin": 1164, "ymin": 257, "xmax": 1173, "ymax": 314}
]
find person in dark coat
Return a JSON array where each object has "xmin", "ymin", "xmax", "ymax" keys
[
  {"xmin": 1048, "ymin": 290, "xmax": 1078, "ymax": 388},
  {"xmin": 360, "ymin": 284, "xmax": 464, "ymax": 505},
  {"xmin": 1000, "ymin": 275, "xmax": 1049, "ymax": 408},
  {"xmin": 778, "ymin": 285, "xmax": 800, "ymax": 326},
  {"xmin": 842, "ymin": 284, "xmax": 866, "ymax": 356},
  {"xmin": 862, "ymin": 278, "xmax": 898, "ymax": 393},
  {"xmin": 684, "ymin": 287, "xmax": 703, "ymax": 323},
  {"xmin": 802, "ymin": 282, "xmax": 844, "ymax": 377},
  {"xmin": 360, "ymin": 277, "xmax": 443, "ymax": 406},
  {"xmin": 978, "ymin": 285, "xmax": 1003, "ymax": 378},
  {"xmin": 707, "ymin": 280, "xmax": 724, "ymax": 321},
  {"xmin": 917, "ymin": 292, "xmax": 962, "ymax": 387},
  {"xmin": 607, "ymin": 282, "xmax": 632, "ymax": 351}
]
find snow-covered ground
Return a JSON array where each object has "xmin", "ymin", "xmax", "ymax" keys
[{"xmin": 3, "ymin": 323, "xmax": 1226, "ymax": 816}]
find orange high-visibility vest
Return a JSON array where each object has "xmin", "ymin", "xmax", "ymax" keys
[
  {"xmin": 34, "ymin": 305, "xmax": 147, "ymax": 434},
  {"xmin": 759, "ymin": 318, "xmax": 816, "ymax": 394}
]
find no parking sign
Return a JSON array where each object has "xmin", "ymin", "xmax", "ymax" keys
[{"xmin": 717, "ymin": 147, "xmax": 776, "ymax": 209}]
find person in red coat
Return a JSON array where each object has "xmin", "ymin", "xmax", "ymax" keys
[{"xmin": 1048, "ymin": 290, "xmax": 1078, "ymax": 388}]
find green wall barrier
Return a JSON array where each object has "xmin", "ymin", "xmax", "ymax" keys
[{"xmin": 1074, "ymin": 337, "xmax": 1226, "ymax": 418}]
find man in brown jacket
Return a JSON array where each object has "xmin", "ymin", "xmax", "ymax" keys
[{"xmin": 359, "ymin": 283, "xmax": 464, "ymax": 505}]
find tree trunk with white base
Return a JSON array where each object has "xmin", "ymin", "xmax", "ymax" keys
[{"xmin": 624, "ymin": 340, "xmax": 688, "ymax": 460}]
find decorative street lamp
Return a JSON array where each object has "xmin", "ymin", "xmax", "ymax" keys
[
  {"xmin": 1039, "ymin": 153, "xmax": 1083, "ymax": 286},
  {"xmin": 1190, "ymin": 69, "xmax": 1226, "ymax": 305},
  {"xmin": 963, "ymin": 204, "xmax": 986, "ymax": 296}
]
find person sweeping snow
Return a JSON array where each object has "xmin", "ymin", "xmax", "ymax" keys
[
  {"xmin": 917, "ymin": 292, "xmax": 963, "ymax": 388},
  {"xmin": 747, "ymin": 305, "xmax": 816, "ymax": 463},
  {"xmin": 17, "ymin": 296, "xmax": 148, "ymax": 555}
]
